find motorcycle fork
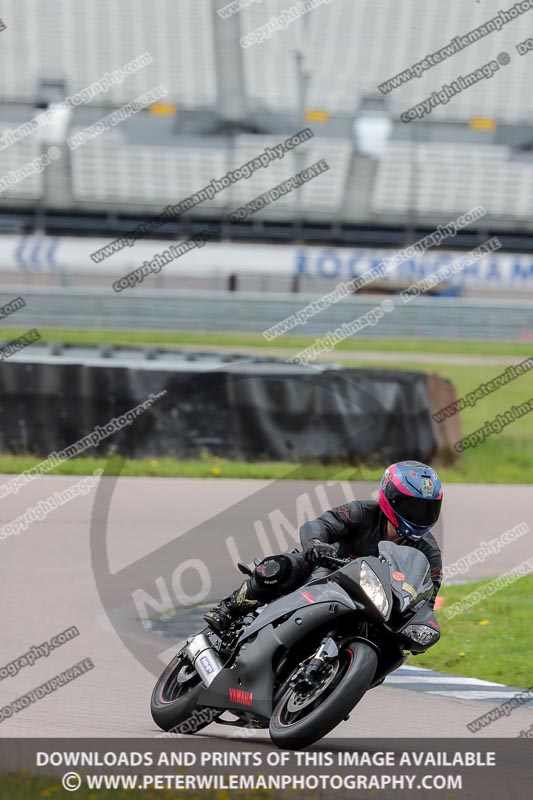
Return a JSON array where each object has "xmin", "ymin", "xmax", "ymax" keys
[{"xmin": 291, "ymin": 632, "xmax": 339, "ymax": 691}]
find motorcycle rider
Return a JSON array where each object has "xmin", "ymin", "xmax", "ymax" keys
[{"xmin": 204, "ymin": 460, "xmax": 443, "ymax": 634}]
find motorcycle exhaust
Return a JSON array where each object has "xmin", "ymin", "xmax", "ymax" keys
[{"xmin": 185, "ymin": 633, "xmax": 224, "ymax": 687}]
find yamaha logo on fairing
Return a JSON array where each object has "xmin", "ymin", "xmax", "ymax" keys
[{"xmin": 229, "ymin": 688, "xmax": 253, "ymax": 706}]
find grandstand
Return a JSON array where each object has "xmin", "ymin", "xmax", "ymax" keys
[
  {"xmin": 0, "ymin": 0, "xmax": 217, "ymax": 109},
  {"xmin": 372, "ymin": 142, "xmax": 533, "ymax": 220},
  {"xmin": 0, "ymin": 0, "xmax": 533, "ymax": 248},
  {"xmin": 2, "ymin": 0, "xmax": 528, "ymax": 120},
  {"xmin": 0, "ymin": 123, "xmax": 43, "ymax": 199}
]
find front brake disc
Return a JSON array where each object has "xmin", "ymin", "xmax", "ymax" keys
[{"xmin": 287, "ymin": 660, "xmax": 340, "ymax": 711}]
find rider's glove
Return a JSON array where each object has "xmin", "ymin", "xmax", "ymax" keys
[{"xmin": 304, "ymin": 538, "xmax": 338, "ymax": 567}]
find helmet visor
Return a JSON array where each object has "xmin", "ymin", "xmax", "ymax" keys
[{"xmin": 390, "ymin": 493, "xmax": 442, "ymax": 527}]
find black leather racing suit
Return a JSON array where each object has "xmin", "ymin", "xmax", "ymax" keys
[
  {"xmin": 247, "ymin": 500, "xmax": 443, "ymax": 609},
  {"xmin": 300, "ymin": 500, "xmax": 443, "ymax": 608},
  {"xmin": 204, "ymin": 498, "xmax": 444, "ymax": 635}
]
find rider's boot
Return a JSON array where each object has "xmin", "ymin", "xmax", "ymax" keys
[{"xmin": 203, "ymin": 581, "xmax": 260, "ymax": 634}]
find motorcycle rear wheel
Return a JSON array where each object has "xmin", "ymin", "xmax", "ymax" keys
[{"xmin": 150, "ymin": 650, "xmax": 221, "ymax": 733}]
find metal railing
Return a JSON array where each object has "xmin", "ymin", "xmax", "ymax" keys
[{"xmin": 0, "ymin": 286, "xmax": 531, "ymax": 342}]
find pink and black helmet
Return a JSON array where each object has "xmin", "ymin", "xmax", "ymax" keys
[{"xmin": 379, "ymin": 461, "xmax": 443, "ymax": 541}]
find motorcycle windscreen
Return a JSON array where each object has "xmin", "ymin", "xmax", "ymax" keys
[{"xmin": 378, "ymin": 541, "xmax": 433, "ymax": 612}]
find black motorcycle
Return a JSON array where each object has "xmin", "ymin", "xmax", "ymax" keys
[{"xmin": 151, "ymin": 541, "xmax": 441, "ymax": 749}]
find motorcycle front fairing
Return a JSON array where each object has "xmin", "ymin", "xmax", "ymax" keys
[
  {"xmin": 238, "ymin": 581, "xmax": 359, "ymax": 643},
  {"xmin": 378, "ymin": 541, "xmax": 434, "ymax": 613},
  {"xmin": 375, "ymin": 542, "xmax": 439, "ymax": 652}
]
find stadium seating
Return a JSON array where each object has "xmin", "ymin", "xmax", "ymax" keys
[
  {"xmin": 70, "ymin": 132, "xmax": 351, "ymax": 213},
  {"xmin": 241, "ymin": 0, "xmax": 301, "ymax": 112},
  {"xmin": 299, "ymin": 138, "xmax": 352, "ymax": 212},
  {"xmin": 0, "ymin": 0, "xmax": 217, "ymax": 109},
  {"xmin": 2, "ymin": 0, "xmax": 533, "ymax": 224},
  {"xmin": 372, "ymin": 142, "xmax": 533, "ymax": 218},
  {"xmin": 71, "ymin": 134, "xmax": 228, "ymax": 206},
  {"xmin": 0, "ymin": 0, "xmax": 531, "ymax": 121},
  {"xmin": 0, "ymin": 124, "xmax": 43, "ymax": 199},
  {"xmin": 242, "ymin": 0, "xmax": 533, "ymax": 122}
]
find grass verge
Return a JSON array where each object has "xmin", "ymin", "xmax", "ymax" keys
[
  {"xmin": 1, "ymin": 326, "xmax": 531, "ymax": 356},
  {"xmin": 415, "ymin": 574, "xmax": 533, "ymax": 687},
  {"xmin": 0, "ymin": 772, "xmax": 279, "ymax": 799},
  {"xmin": 0, "ymin": 444, "xmax": 531, "ymax": 484}
]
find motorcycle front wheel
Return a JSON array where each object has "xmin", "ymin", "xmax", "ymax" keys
[{"xmin": 269, "ymin": 640, "xmax": 377, "ymax": 749}]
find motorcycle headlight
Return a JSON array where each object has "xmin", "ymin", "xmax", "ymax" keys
[
  {"xmin": 360, "ymin": 561, "xmax": 389, "ymax": 616},
  {"xmin": 403, "ymin": 624, "xmax": 440, "ymax": 646}
]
